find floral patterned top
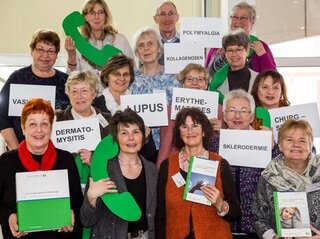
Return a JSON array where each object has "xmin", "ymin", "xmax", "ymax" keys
[{"xmin": 130, "ymin": 69, "xmax": 182, "ymax": 149}]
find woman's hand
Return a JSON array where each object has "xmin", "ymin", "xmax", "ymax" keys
[
  {"xmin": 145, "ymin": 126, "xmax": 151, "ymax": 138},
  {"xmin": 8, "ymin": 213, "xmax": 28, "ymax": 238},
  {"xmin": 201, "ymin": 184, "xmax": 224, "ymax": 210},
  {"xmin": 65, "ymin": 36, "xmax": 76, "ymax": 55},
  {"xmin": 58, "ymin": 210, "xmax": 75, "ymax": 233},
  {"xmin": 250, "ymin": 41, "xmax": 266, "ymax": 56},
  {"xmin": 87, "ymin": 177, "xmax": 118, "ymax": 206},
  {"xmin": 209, "ymin": 118, "xmax": 222, "ymax": 132},
  {"xmin": 77, "ymin": 149, "xmax": 92, "ymax": 165}
]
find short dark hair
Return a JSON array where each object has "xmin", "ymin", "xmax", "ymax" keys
[
  {"xmin": 222, "ymin": 30, "xmax": 250, "ymax": 50},
  {"xmin": 173, "ymin": 107, "xmax": 213, "ymax": 150},
  {"xmin": 29, "ymin": 29, "xmax": 60, "ymax": 53},
  {"xmin": 110, "ymin": 108, "xmax": 146, "ymax": 145}
]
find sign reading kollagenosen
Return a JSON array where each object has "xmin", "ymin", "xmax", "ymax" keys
[
  {"xmin": 121, "ymin": 93, "xmax": 168, "ymax": 127},
  {"xmin": 171, "ymin": 88, "xmax": 218, "ymax": 119},
  {"xmin": 219, "ymin": 129, "xmax": 272, "ymax": 168},
  {"xmin": 52, "ymin": 118, "xmax": 101, "ymax": 153},
  {"xmin": 180, "ymin": 17, "xmax": 223, "ymax": 48},
  {"xmin": 164, "ymin": 43, "xmax": 204, "ymax": 74},
  {"xmin": 268, "ymin": 103, "xmax": 320, "ymax": 142},
  {"xmin": 9, "ymin": 84, "xmax": 56, "ymax": 116}
]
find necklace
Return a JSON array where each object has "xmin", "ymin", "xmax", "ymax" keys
[{"xmin": 118, "ymin": 157, "xmax": 141, "ymax": 166}]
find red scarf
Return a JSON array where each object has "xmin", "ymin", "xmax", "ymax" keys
[{"xmin": 18, "ymin": 140, "xmax": 57, "ymax": 171}]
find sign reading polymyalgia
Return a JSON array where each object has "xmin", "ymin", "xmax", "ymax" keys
[
  {"xmin": 171, "ymin": 88, "xmax": 218, "ymax": 119},
  {"xmin": 16, "ymin": 169, "xmax": 71, "ymax": 232},
  {"xmin": 180, "ymin": 17, "xmax": 223, "ymax": 48},
  {"xmin": 219, "ymin": 129, "xmax": 272, "ymax": 168},
  {"xmin": 9, "ymin": 84, "xmax": 56, "ymax": 116},
  {"xmin": 268, "ymin": 103, "xmax": 320, "ymax": 142},
  {"xmin": 52, "ymin": 118, "xmax": 101, "ymax": 153},
  {"xmin": 164, "ymin": 43, "xmax": 204, "ymax": 74},
  {"xmin": 121, "ymin": 93, "xmax": 168, "ymax": 127}
]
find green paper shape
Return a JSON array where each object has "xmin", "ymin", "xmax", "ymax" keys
[
  {"xmin": 82, "ymin": 227, "xmax": 91, "ymax": 239},
  {"xmin": 75, "ymin": 154, "xmax": 90, "ymax": 184},
  {"xmin": 90, "ymin": 135, "xmax": 142, "ymax": 221},
  {"xmin": 62, "ymin": 11, "xmax": 122, "ymax": 67},
  {"xmin": 255, "ymin": 106, "xmax": 271, "ymax": 127}
]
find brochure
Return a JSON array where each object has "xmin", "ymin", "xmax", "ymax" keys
[
  {"xmin": 16, "ymin": 169, "xmax": 71, "ymax": 232},
  {"xmin": 183, "ymin": 156, "xmax": 219, "ymax": 206}
]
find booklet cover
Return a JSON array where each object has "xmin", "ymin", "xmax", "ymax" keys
[
  {"xmin": 16, "ymin": 169, "xmax": 71, "ymax": 232},
  {"xmin": 274, "ymin": 191, "xmax": 312, "ymax": 237},
  {"xmin": 183, "ymin": 156, "xmax": 219, "ymax": 206}
]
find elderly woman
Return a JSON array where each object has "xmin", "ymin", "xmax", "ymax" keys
[
  {"xmin": 0, "ymin": 29, "xmax": 69, "ymax": 150},
  {"xmin": 156, "ymin": 107, "xmax": 240, "ymax": 239},
  {"xmin": 65, "ymin": 0, "xmax": 135, "ymax": 93},
  {"xmin": 252, "ymin": 119, "xmax": 320, "ymax": 239},
  {"xmin": 157, "ymin": 63, "xmax": 222, "ymax": 166},
  {"xmin": 130, "ymin": 27, "xmax": 182, "ymax": 151},
  {"xmin": 205, "ymin": 1, "xmax": 276, "ymax": 76},
  {"xmin": 0, "ymin": 99, "xmax": 83, "ymax": 239},
  {"xmin": 210, "ymin": 30, "xmax": 258, "ymax": 98},
  {"xmin": 80, "ymin": 108, "xmax": 158, "ymax": 239}
]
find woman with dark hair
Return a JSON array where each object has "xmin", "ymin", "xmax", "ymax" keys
[
  {"xmin": 0, "ymin": 98, "xmax": 83, "ymax": 239},
  {"xmin": 80, "ymin": 108, "xmax": 158, "ymax": 239},
  {"xmin": 156, "ymin": 107, "xmax": 240, "ymax": 239}
]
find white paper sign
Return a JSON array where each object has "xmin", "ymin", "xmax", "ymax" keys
[
  {"xmin": 164, "ymin": 43, "xmax": 204, "ymax": 74},
  {"xmin": 219, "ymin": 129, "xmax": 272, "ymax": 168},
  {"xmin": 180, "ymin": 17, "xmax": 223, "ymax": 48},
  {"xmin": 16, "ymin": 169, "xmax": 69, "ymax": 201},
  {"xmin": 268, "ymin": 103, "xmax": 320, "ymax": 142},
  {"xmin": 51, "ymin": 118, "xmax": 101, "ymax": 153},
  {"xmin": 9, "ymin": 84, "xmax": 56, "ymax": 116},
  {"xmin": 171, "ymin": 88, "xmax": 218, "ymax": 119},
  {"xmin": 121, "ymin": 93, "xmax": 168, "ymax": 127}
]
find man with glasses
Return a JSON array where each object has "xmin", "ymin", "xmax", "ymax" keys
[{"xmin": 153, "ymin": 1, "xmax": 180, "ymax": 65}]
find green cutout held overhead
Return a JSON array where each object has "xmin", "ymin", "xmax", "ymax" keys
[
  {"xmin": 90, "ymin": 135, "xmax": 142, "ymax": 221},
  {"xmin": 62, "ymin": 11, "xmax": 122, "ymax": 67},
  {"xmin": 255, "ymin": 106, "xmax": 271, "ymax": 127}
]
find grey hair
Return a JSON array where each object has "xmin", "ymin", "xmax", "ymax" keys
[
  {"xmin": 222, "ymin": 29, "xmax": 250, "ymax": 50},
  {"xmin": 231, "ymin": 1, "xmax": 256, "ymax": 24},
  {"xmin": 223, "ymin": 89, "xmax": 255, "ymax": 114},
  {"xmin": 154, "ymin": 1, "xmax": 178, "ymax": 16}
]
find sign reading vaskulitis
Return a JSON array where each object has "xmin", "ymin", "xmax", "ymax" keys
[
  {"xmin": 164, "ymin": 43, "xmax": 204, "ymax": 74},
  {"xmin": 52, "ymin": 118, "xmax": 101, "ymax": 153},
  {"xmin": 171, "ymin": 88, "xmax": 218, "ymax": 119},
  {"xmin": 180, "ymin": 17, "xmax": 223, "ymax": 48},
  {"xmin": 219, "ymin": 129, "xmax": 272, "ymax": 168},
  {"xmin": 9, "ymin": 84, "xmax": 56, "ymax": 116},
  {"xmin": 268, "ymin": 103, "xmax": 320, "ymax": 142},
  {"xmin": 120, "ymin": 93, "xmax": 168, "ymax": 127}
]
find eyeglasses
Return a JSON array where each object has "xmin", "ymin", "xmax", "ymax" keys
[
  {"xmin": 225, "ymin": 48, "xmax": 246, "ymax": 55},
  {"xmin": 111, "ymin": 72, "xmax": 131, "ymax": 78},
  {"xmin": 230, "ymin": 15, "xmax": 250, "ymax": 22},
  {"xmin": 225, "ymin": 108, "xmax": 251, "ymax": 116},
  {"xmin": 185, "ymin": 76, "xmax": 207, "ymax": 83},
  {"xmin": 87, "ymin": 10, "xmax": 105, "ymax": 17},
  {"xmin": 157, "ymin": 11, "xmax": 177, "ymax": 18},
  {"xmin": 179, "ymin": 123, "xmax": 201, "ymax": 132},
  {"xmin": 34, "ymin": 47, "xmax": 56, "ymax": 56}
]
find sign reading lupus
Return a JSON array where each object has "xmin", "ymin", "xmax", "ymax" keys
[
  {"xmin": 121, "ymin": 93, "xmax": 168, "ymax": 127},
  {"xmin": 9, "ymin": 84, "xmax": 55, "ymax": 116},
  {"xmin": 180, "ymin": 17, "xmax": 223, "ymax": 48},
  {"xmin": 268, "ymin": 103, "xmax": 320, "ymax": 142},
  {"xmin": 164, "ymin": 43, "xmax": 204, "ymax": 74},
  {"xmin": 171, "ymin": 88, "xmax": 218, "ymax": 119},
  {"xmin": 52, "ymin": 118, "xmax": 101, "ymax": 153},
  {"xmin": 219, "ymin": 129, "xmax": 272, "ymax": 168}
]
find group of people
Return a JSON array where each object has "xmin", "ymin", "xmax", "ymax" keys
[{"xmin": 0, "ymin": 0, "xmax": 320, "ymax": 239}]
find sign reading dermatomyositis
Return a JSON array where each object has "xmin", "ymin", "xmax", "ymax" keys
[
  {"xmin": 171, "ymin": 88, "xmax": 218, "ymax": 119},
  {"xmin": 219, "ymin": 129, "xmax": 272, "ymax": 168},
  {"xmin": 121, "ymin": 93, "xmax": 168, "ymax": 127},
  {"xmin": 9, "ymin": 84, "xmax": 55, "ymax": 116},
  {"xmin": 164, "ymin": 43, "xmax": 204, "ymax": 74},
  {"xmin": 180, "ymin": 17, "xmax": 223, "ymax": 48},
  {"xmin": 52, "ymin": 118, "xmax": 101, "ymax": 153}
]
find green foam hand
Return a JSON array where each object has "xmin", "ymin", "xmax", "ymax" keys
[
  {"xmin": 62, "ymin": 11, "xmax": 122, "ymax": 67},
  {"xmin": 90, "ymin": 135, "xmax": 142, "ymax": 221},
  {"xmin": 255, "ymin": 106, "xmax": 271, "ymax": 127}
]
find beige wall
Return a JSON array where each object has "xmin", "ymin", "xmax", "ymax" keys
[{"xmin": 0, "ymin": 0, "xmax": 220, "ymax": 54}]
